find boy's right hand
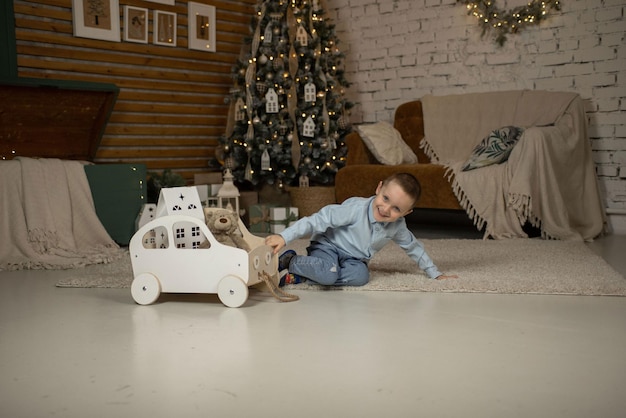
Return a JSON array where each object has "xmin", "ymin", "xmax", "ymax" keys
[{"xmin": 265, "ymin": 234, "xmax": 286, "ymax": 254}]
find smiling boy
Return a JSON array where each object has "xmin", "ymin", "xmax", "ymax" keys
[{"xmin": 265, "ymin": 173, "xmax": 457, "ymax": 286}]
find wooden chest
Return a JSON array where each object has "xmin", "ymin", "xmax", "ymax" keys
[
  {"xmin": 0, "ymin": 77, "xmax": 118, "ymax": 161},
  {"xmin": 0, "ymin": 77, "xmax": 146, "ymax": 246}
]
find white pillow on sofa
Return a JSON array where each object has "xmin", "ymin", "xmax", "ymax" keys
[{"xmin": 356, "ymin": 121, "xmax": 419, "ymax": 165}]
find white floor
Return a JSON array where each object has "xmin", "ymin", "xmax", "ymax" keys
[{"xmin": 1, "ymin": 223, "xmax": 625, "ymax": 418}]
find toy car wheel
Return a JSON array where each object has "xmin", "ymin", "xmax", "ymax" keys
[
  {"xmin": 217, "ymin": 276, "xmax": 249, "ymax": 308},
  {"xmin": 131, "ymin": 273, "xmax": 161, "ymax": 305}
]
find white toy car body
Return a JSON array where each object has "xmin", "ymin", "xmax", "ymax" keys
[{"xmin": 129, "ymin": 213, "xmax": 277, "ymax": 308}]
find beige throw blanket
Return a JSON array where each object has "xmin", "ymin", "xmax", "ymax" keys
[
  {"xmin": 0, "ymin": 158, "xmax": 124, "ymax": 270},
  {"xmin": 421, "ymin": 90, "xmax": 605, "ymax": 240}
]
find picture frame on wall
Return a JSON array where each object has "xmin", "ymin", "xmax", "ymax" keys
[
  {"xmin": 72, "ymin": 0, "xmax": 121, "ymax": 42},
  {"xmin": 144, "ymin": 0, "xmax": 175, "ymax": 5},
  {"xmin": 154, "ymin": 10, "xmax": 177, "ymax": 47},
  {"xmin": 188, "ymin": 2, "xmax": 216, "ymax": 52},
  {"xmin": 123, "ymin": 6, "xmax": 148, "ymax": 44}
]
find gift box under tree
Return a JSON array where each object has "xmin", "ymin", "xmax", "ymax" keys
[
  {"xmin": 248, "ymin": 204, "xmax": 275, "ymax": 233},
  {"xmin": 268, "ymin": 207, "xmax": 299, "ymax": 234}
]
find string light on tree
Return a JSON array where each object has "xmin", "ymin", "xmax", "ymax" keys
[
  {"xmin": 458, "ymin": 0, "xmax": 562, "ymax": 46},
  {"xmin": 219, "ymin": 0, "xmax": 353, "ymax": 188}
]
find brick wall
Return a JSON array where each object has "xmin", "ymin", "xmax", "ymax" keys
[{"xmin": 327, "ymin": 0, "xmax": 626, "ymax": 226}]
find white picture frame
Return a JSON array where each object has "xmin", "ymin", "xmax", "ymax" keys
[
  {"xmin": 123, "ymin": 6, "xmax": 148, "ymax": 44},
  {"xmin": 154, "ymin": 10, "xmax": 177, "ymax": 47},
  {"xmin": 72, "ymin": 0, "xmax": 121, "ymax": 42},
  {"xmin": 188, "ymin": 2, "xmax": 216, "ymax": 52}
]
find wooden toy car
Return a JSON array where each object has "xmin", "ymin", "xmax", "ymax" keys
[{"xmin": 129, "ymin": 212, "xmax": 279, "ymax": 308}]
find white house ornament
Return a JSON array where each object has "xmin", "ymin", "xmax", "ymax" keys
[
  {"xmin": 303, "ymin": 116, "xmax": 315, "ymax": 137},
  {"xmin": 296, "ymin": 25, "xmax": 308, "ymax": 46},
  {"xmin": 265, "ymin": 88, "xmax": 279, "ymax": 113},
  {"xmin": 234, "ymin": 98, "xmax": 246, "ymax": 121},
  {"xmin": 263, "ymin": 25, "xmax": 273, "ymax": 44},
  {"xmin": 261, "ymin": 149, "xmax": 271, "ymax": 170},
  {"xmin": 304, "ymin": 82, "xmax": 316, "ymax": 103}
]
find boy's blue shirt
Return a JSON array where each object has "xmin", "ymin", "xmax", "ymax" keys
[{"xmin": 279, "ymin": 196, "xmax": 442, "ymax": 279}]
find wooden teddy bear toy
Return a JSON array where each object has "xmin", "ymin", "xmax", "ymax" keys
[{"xmin": 203, "ymin": 208, "xmax": 251, "ymax": 252}]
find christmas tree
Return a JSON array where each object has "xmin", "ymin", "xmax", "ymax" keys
[{"xmin": 218, "ymin": 0, "xmax": 352, "ymax": 189}]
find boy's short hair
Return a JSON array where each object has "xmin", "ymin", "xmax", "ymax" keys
[{"xmin": 383, "ymin": 173, "xmax": 421, "ymax": 206}]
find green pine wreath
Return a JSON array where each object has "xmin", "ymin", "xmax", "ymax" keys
[{"xmin": 459, "ymin": 0, "xmax": 562, "ymax": 46}]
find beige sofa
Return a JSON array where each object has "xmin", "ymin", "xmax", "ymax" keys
[{"xmin": 335, "ymin": 90, "xmax": 605, "ymax": 240}]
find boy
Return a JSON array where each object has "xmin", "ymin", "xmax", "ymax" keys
[{"xmin": 265, "ymin": 173, "xmax": 457, "ymax": 286}]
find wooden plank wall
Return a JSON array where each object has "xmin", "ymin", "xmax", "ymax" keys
[{"xmin": 13, "ymin": 0, "xmax": 256, "ymax": 182}]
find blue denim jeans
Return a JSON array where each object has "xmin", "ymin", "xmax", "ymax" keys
[{"xmin": 288, "ymin": 241, "xmax": 369, "ymax": 286}]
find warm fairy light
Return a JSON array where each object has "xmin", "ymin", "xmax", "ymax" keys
[{"xmin": 460, "ymin": 0, "xmax": 561, "ymax": 45}]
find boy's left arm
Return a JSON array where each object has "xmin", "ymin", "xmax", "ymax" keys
[{"xmin": 397, "ymin": 230, "xmax": 458, "ymax": 280}]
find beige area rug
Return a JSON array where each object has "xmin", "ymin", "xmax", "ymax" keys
[{"xmin": 55, "ymin": 239, "xmax": 626, "ymax": 296}]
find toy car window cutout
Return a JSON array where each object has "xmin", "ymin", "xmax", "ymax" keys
[
  {"xmin": 141, "ymin": 226, "xmax": 169, "ymax": 249},
  {"xmin": 172, "ymin": 220, "xmax": 209, "ymax": 249}
]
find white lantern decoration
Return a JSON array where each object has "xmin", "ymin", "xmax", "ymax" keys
[{"xmin": 217, "ymin": 168, "xmax": 240, "ymax": 215}]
